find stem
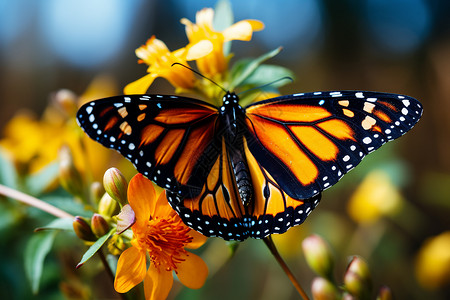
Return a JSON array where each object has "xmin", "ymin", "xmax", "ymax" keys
[
  {"xmin": 263, "ymin": 236, "xmax": 309, "ymax": 300},
  {"xmin": 0, "ymin": 184, "xmax": 74, "ymax": 219},
  {"xmin": 97, "ymin": 250, "xmax": 127, "ymax": 300}
]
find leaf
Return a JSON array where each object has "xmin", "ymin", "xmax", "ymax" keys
[
  {"xmin": 214, "ymin": 0, "xmax": 233, "ymax": 56},
  {"xmin": 76, "ymin": 228, "xmax": 114, "ymax": 269},
  {"xmin": 229, "ymin": 47, "xmax": 282, "ymax": 90},
  {"xmin": 40, "ymin": 192, "xmax": 92, "ymax": 218},
  {"xmin": 214, "ymin": 0, "xmax": 233, "ymax": 31},
  {"xmin": 25, "ymin": 162, "xmax": 59, "ymax": 196},
  {"xmin": 24, "ymin": 230, "xmax": 57, "ymax": 294},
  {"xmin": 35, "ymin": 217, "xmax": 74, "ymax": 232},
  {"xmin": 0, "ymin": 147, "xmax": 19, "ymax": 189},
  {"xmin": 241, "ymin": 64, "xmax": 295, "ymax": 88}
]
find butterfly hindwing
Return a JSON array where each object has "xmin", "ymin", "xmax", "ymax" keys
[
  {"xmin": 245, "ymin": 91, "xmax": 423, "ymax": 200},
  {"xmin": 77, "ymin": 94, "xmax": 220, "ymax": 196},
  {"xmin": 166, "ymin": 135, "xmax": 321, "ymax": 241}
]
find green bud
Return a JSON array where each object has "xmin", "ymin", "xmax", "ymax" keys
[
  {"xmin": 90, "ymin": 181, "xmax": 104, "ymax": 205},
  {"xmin": 98, "ymin": 193, "xmax": 117, "ymax": 218},
  {"xmin": 58, "ymin": 145, "xmax": 83, "ymax": 197},
  {"xmin": 311, "ymin": 277, "xmax": 340, "ymax": 300},
  {"xmin": 108, "ymin": 234, "xmax": 127, "ymax": 255},
  {"xmin": 73, "ymin": 216, "xmax": 96, "ymax": 241},
  {"xmin": 344, "ymin": 256, "xmax": 372, "ymax": 299},
  {"xmin": 302, "ymin": 234, "xmax": 335, "ymax": 279},
  {"xmin": 103, "ymin": 168, "xmax": 127, "ymax": 206},
  {"xmin": 91, "ymin": 213, "xmax": 110, "ymax": 237},
  {"xmin": 376, "ymin": 285, "xmax": 393, "ymax": 300}
]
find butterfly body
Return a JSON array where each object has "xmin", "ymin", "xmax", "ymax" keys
[{"xmin": 77, "ymin": 90, "xmax": 422, "ymax": 240}]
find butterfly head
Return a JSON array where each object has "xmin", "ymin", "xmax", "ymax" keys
[{"xmin": 219, "ymin": 92, "xmax": 243, "ymax": 113}]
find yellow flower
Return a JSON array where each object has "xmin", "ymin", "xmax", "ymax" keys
[
  {"xmin": 114, "ymin": 174, "xmax": 208, "ymax": 299},
  {"xmin": 347, "ymin": 170, "xmax": 404, "ymax": 224},
  {"xmin": 181, "ymin": 7, "xmax": 264, "ymax": 78},
  {"xmin": 124, "ymin": 36, "xmax": 213, "ymax": 94},
  {"xmin": 0, "ymin": 77, "xmax": 120, "ymax": 181},
  {"xmin": 415, "ymin": 231, "xmax": 450, "ymax": 289}
]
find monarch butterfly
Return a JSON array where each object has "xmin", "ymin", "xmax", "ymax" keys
[{"xmin": 77, "ymin": 90, "xmax": 422, "ymax": 241}]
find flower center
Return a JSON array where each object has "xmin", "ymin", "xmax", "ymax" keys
[{"xmin": 137, "ymin": 216, "xmax": 192, "ymax": 272}]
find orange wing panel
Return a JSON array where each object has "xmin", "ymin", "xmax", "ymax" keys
[{"xmin": 247, "ymin": 115, "xmax": 319, "ymax": 185}]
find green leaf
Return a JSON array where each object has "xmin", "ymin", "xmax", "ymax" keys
[
  {"xmin": 35, "ymin": 217, "xmax": 74, "ymax": 232},
  {"xmin": 0, "ymin": 147, "xmax": 19, "ymax": 189},
  {"xmin": 241, "ymin": 64, "xmax": 295, "ymax": 88},
  {"xmin": 214, "ymin": 0, "xmax": 233, "ymax": 56},
  {"xmin": 25, "ymin": 162, "xmax": 59, "ymax": 196},
  {"xmin": 229, "ymin": 47, "xmax": 282, "ymax": 90},
  {"xmin": 76, "ymin": 228, "xmax": 114, "ymax": 269},
  {"xmin": 40, "ymin": 192, "xmax": 92, "ymax": 218},
  {"xmin": 214, "ymin": 0, "xmax": 233, "ymax": 31},
  {"xmin": 24, "ymin": 230, "xmax": 58, "ymax": 294}
]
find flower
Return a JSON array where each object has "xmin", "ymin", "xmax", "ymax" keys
[
  {"xmin": 415, "ymin": 231, "xmax": 450, "ymax": 289},
  {"xmin": 114, "ymin": 174, "xmax": 208, "ymax": 299},
  {"xmin": 0, "ymin": 76, "xmax": 119, "ymax": 181},
  {"xmin": 124, "ymin": 36, "xmax": 213, "ymax": 94},
  {"xmin": 182, "ymin": 8, "xmax": 264, "ymax": 80},
  {"xmin": 347, "ymin": 170, "xmax": 404, "ymax": 224}
]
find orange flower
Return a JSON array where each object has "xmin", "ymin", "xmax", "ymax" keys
[
  {"xmin": 124, "ymin": 36, "xmax": 213, "ymax": 94},
  {"xmin": 114, "ymin": 174, "xmax": 208, "ymax": 299},
  {"xmin": 181, "ymin": 8, "xmax": 264, "ymax": 78}
]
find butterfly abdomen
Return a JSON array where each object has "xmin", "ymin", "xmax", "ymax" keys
[
  {"xmin": 231, "ymin": 153, "xmax": 253, "ymax": 206},
  {"xmin": 220, "ymin": 92, "xmax": 254, "ymax": 206}
]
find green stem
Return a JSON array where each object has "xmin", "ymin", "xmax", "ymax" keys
[
  {"xmin": 263, "ymin": 236, "xmax": 309, "ymax": 300},
  {"xmin": 97, "ymin": 249, "xmax": 127, "ymax": 300}
]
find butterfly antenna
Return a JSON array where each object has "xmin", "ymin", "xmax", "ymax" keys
[
  {"xmin": 171, "ymin": 63, "xmax": 227, "ymax": 93},
  {"xmin": 237, "ymin": 77, "xmax": 294, "ymax": 96}
]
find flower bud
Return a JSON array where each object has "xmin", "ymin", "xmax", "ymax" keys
[
  {"xmin": 108, "ymin": 234, "xmax": 127, "ymax": 255},
  {"xmin": 302, "ymin": 234, "xmax": 334, "ymax": 279},
  {"xmin": 91, "ymin": 213, "xmax": 110, "ymax": 237},
  {"xmin": 59, "ymin": 146, "xmax": 84, "ymax": 197},
  {"xmin": 73, "ymin": 216, "xmax": 96, "ymax": 241},
  {"xmin": 103, "ymin": 168, "xmax": 127, "ymax": 206},
  {"xmin": 98, "ymin": 193, "xmax": 118, "ymax": 217},
  {"xmin": 116, "ymin": 204, "xmax": 136, "ymax": 234},
  {"xmin": 311, "ymin": 277, "xmax": 340, "ymax": 300},
  {"xmin": 376, "ymin": 285, "xmax": 393, "ymax": 300},
  {"xmin": 344, "ymin": 256, "xmax": 372, "ymax": 299},
  {"xmin": 53, "ymin": 89, "xmax": 78, "ymax": 117},
  {"xmin": 346, "ymin": 256, "xmax": 371, "ymax": 284},
  {"xmin": 90, "ymin": 181, "xmax": 104, "ymax": 204}
]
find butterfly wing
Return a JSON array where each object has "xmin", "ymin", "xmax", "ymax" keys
[
  {"xmin": 166, "ymin": 134, "xmax": 321, "ymax": 241},
  {"xmin": 76, "ymin": 94, "xmax": 220, "ymax": 196},
  {"xmin": 245, "ymin": 91, "xmax": 423, "ymax": 200}
]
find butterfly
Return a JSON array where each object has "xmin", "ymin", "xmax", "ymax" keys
[{"xmin": 77, "ymin": 90, "xmax": 422, "ymax": 241}]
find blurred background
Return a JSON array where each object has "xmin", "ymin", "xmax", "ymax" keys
[{"xmin": 1, "ymin": 0, "xmax": 449, "ymax": 299}]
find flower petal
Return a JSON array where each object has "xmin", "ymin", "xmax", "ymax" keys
[
  {"xmin": 222, "ymin": 21, "xmax": 253, "ymax": 42},
  {"xmin": 185, "ymin": 40, "xmax": 213, "ymax": 60},
  {"xmin": 247, "ymin": 20, "xmax": 265, "ymax": 31},
  {"xmin": 128, "ymin": 174, "xmax": 156, "ymax": 228},
  {"xmin": 185, "ymin": 230, "xmax": 208, "ymax": 249},
  {"xmin": 176, "ymin": 252, "xmax": 208, "ymax": 289},
  {"xmin": 114, "ymin": 247, "xmax": 147, "ymax": 293},
  {"xmin": 144, "ymin": 264, "xmax": 174, "ymax": 300},
  {"xmin": 153, "ymin": 191, "xmax": 177, "ymax": 218},
  {"xmin": 124, "ymin": 73, "xmax": 157, "ymax": 95}
]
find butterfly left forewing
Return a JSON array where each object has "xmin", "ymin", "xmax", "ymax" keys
[
  {"xmin": 244, "ymin": 91, "xmax": 422, "ymax": 200},
  {"xmin": 77, "ymin": 94, "xmax": 219, "ymax": 195}
]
